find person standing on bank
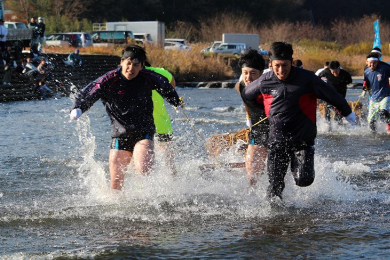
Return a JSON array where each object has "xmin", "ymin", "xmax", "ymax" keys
[
  {"xmin": 363, "ymin": 53, "xmax": 390, "ymax": 133},
  {"xmin": 318, "ymin": 60, "xmax": 352, "ymax": 125},
  {"xmin": 36, "ymin": 17, "xmax": 45, "ymax": 52},
  {"xmin": 241, "ymin": 42, "xmax": 357, "ymax": 200},
  {"xmin": 0, "ymin": 19, "xmax": 8, "ymax": 55},
  {"xmin": 70, "ymin": 45, "xmax": 182, "ymax": 190},
  {"xmin": 234, "ymin": 49, "xmax": 268, "ymax": 185},
  {"xmin": 28, "ymin": 17, "xmax": 39, "ymax": 46}
]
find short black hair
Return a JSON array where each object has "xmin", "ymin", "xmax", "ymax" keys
[
  {"xmin": 292, "ymin": 59, "xmax": 303, "ymax": 67},
  {"xmin": 325, "ymin": 61, "xmax": 330, "ymax": 66},
  {"xmin": 329, "ymin": 61, "xmax": 340, "ymax": 70},
  {"xmin": 269, "ymin": 42, "xmax": 293, "ymax": 61},
  {"xmin": 238, "ymin": 49, "xmax": 265, "ymax": 71},
  {"xmin": 121, "ymin": 44, "xmax": 147, "ymax": 63}
]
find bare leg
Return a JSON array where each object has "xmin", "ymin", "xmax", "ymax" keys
[
  {"xmin": 157, "ymin": 141, "xmax": 177, "ymax": 176},
  {"xmin": 245, "ymin": 144, "xmax": 267, "ymax": 185},
  {"xmin": 133, "ymin": 139, "xmax": 154, "ymax": 175},
  {"xmin": 109, "ymin": 149, "xmax": 132, "ymax": 190}
]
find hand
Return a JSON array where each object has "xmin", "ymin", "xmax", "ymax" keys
[
  {"xmin": 345, "ymin": 112, "xmax": 357, "ymax": 125},
  {"xmin": 70, "ymin": 108, "xmax": 82, "ymax": 120},
  {"xmin": 178, "ymin": 96, "xmax": 185, "ymax": 108},
  {"xmin": 174, "ymin": 105, "xmax": 182, "ymax": 113},
  {"xmin": 246, "ymin": 118, "xmax": 252, "ymax": 128}
]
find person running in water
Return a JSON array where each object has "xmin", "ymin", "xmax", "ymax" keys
[
  {"xmin": 235, "ymin": 49, "xmax": 268, "ymax": 185},
  {"xmin": 241, "ymin": 42, "xmax": 357, "ymax": 201},
  {"xmin": 70, "ymin": 45, "xmax": 182, "ymax": 190},
  {"xmin": 318, "ymin": 60, "xmax": 352, "ymax": 126},
  {"xmin": 145, "ymin": 62, "xmax": 178, "ymax": 176},
  {"xmin": 363, "ymin": 53, "xmax": 390, "ymax": 133}
]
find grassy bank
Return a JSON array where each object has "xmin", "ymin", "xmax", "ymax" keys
[{"xmin": 44, "ymin": 40, "xmax": 385, "ymax": 82}]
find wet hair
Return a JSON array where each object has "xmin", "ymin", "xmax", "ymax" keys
[
  {"xmin": 269, "ymin": 42, "xmax": 293, "ymax": 61},
  {"xmin": 238, "ymin": 49, "xmax": 265, "ymax": 71},
  {"xmin": 121, "ymin": 44, "xmax": 147, "ymax": 63},
  {"xmin": 329, "ymin": 61, "xmax": 340, "ymax": 70}
]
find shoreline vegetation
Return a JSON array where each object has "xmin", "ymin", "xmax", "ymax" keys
[{"xmin": 44, "ymin": 14, "xmax": 390, "ymax": 82}]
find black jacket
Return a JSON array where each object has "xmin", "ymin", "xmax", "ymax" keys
[
  {"xmin": 318, "ymin": 68, "xmax": 352, "ymax": 97},
  {"xmin": 72, "ymin": 68, "xmax": 181, "ymax": 138},
  {"xmin": 242, "ymin": 67, "xmax": 352, "ymax": 146}
]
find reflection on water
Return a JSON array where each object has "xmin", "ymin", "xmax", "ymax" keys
[{"xmin": 0, "ymin": 88, "xmax": 390, "ymax": 259}]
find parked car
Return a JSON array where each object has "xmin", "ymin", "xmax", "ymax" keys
[
  {"xmin": 66, "ymin": 32, "xmax": 93, "ymax": 47},
  {"xmin": 210, "ymin": 43, "xmax": 247, "ymax": 56},
  {"xmin": 164, "ymin": 38, "xmax": 191, "ymax": 50},
  {"xmin": 45, "ymin": 33, "xmax": 82, "ymax": 48},
  {"xmin": 133, "ymin": 33, "xmax": 152, "ymax": 45},
  {"xmin": 91, "ymin": 31, "xmax": 134, "ymax": 45},
  {"xmin": 164, "ymin": 41, "xmax": 191, "ymax": 50},
  {"xmin": 201, "ymin": 41, "xmax": 222, "ymax": 53}
]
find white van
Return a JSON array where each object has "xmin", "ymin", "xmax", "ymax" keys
[
  {"xmin": 133, "ymin": 33, "xmax": 152, "ymax": 44},
  {"xmin": 67, "ymin": 32, "xmax": 93, "ymax": 47},
  {"xmin": 211, "ymin": 43, "xmax": 247, "ymax": 56}
]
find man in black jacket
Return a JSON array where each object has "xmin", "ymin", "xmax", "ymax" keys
[
  {"xmin": 241, "ymin": 42, "xmax": 357, "ymax": 200},
  {"xmin": 318, "ymin": 60, "xmax": 352, "ymax": 124}
]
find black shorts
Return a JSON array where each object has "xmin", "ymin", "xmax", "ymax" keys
[
  {"xmin": 155, "ymin": 133, "xmax": 173, "ymax": 142},
  {"xmin": 249, "ymin": 124, "xmax": 269, "ymax": 146},
  {"xmin": 111, "ymin": 132, "xmax": 153, "ymax": 152}
]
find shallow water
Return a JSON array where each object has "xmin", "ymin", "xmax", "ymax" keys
[{"xmin": 1, "ymin": 88, "xmax": 390, "ymax": 259}]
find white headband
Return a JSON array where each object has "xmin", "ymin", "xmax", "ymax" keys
[
  {"xmin": 367, "ymin": 57, "xmax": 379, "ymax": 61},
  {"xmin": 372, "ymin": 50, "xmax": 382, "ymax": 55}
]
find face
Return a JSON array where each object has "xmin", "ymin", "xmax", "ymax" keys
[
  {"xmin": 330, "ymin": 68, "xmax": 340, "ymax": 77},
  {"xmin": 241, "ymin": 67, "xmax": 262, "ymax": 86},
  {"xmin": 271, "ymin": 59, "xmax": 292, "ymax": 81},
  {"xmin": 367, "ymin": 60, "xmax": 379, "ymax": 71},
  {"xmin": 120, "ymin": 58, "xmax": 143, "ymax": 80}
]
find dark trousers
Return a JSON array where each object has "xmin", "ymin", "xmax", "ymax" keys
[{"xmin": 267, "ymin": 142, "xmax": 315, "ymax": 199}]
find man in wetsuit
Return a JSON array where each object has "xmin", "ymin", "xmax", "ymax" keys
[
  {"xmin": 235, "ymin": 49, "xmax": 268, "ymax": 185},
  {"xmin": 145, "ymin": 63, "xmax": 178, "ymax": 176},
  {"xmin": 363, "ymin": 53, "xmax": 390, "ymax": 133},
  {"xmin": 70, "ymin": 45, "xmax": 182, "ymax": 190},
  {"xmin": 318, "ymin": 60, "xmax": 352, "ymax": 125},
  {"xmin": 241, "ymin": 42, "xmax": 357, "ymax": 200}
]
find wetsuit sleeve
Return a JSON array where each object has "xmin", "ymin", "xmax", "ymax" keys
[
  {"xmin": 149, "ymin": 72, "xmax": 181, "ymax": 107},
  {"xmin": 241, "ymin": 80, "xmax": 264, "ymax": 111},
  {"xmin": 312, "ymin": 75, "xmax": 352, "ymax": 117},
  {"xmin": 71, "ymin": 76, "xmax": 107, "ymax": 113}
]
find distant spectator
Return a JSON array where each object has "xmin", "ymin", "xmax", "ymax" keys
[
  {"xmin": 292, "ymin": 59, "xmax": 303, "ymax": 68},
  {"xmin": 315, "ymin": 61, "xmax": 330, "ymax": 76},
  {"xmin": 64, "ymin": 49, "xmax": 83, "ymax": 68},
  {"xmin": 28, "ymin": 18, "xmax": 39, "ymax": 46},
  {"xmin": 36, "ymin": 78, "xmax": 53, "ymax": 99},
  {"xmin": 0, "ymin": 19, "xmax": 8, "ymax": 55},
  {"xmin": 36, "ymin": 17, "xmax": 45, "ymax": 52},
  {"xmin": 2, "ymin": 46, "xmax": 14, "ymax": 85},
  {"xmin": 30, "ymin": 43, "xmax": 44, "ymax": 62},
  {"xmin": 37, "ymin": 58, "xmax": 53, "ymax": 80}
]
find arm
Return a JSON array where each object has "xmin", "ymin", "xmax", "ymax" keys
[
  {"xmin": 71, "ymin": 75, "xmax": 108, "ymax": 114},
  {"xmin": 143, "ymin": 70, "xmax": 181, "ymax": 107},
  {"xmin": 312, "ymin": 75, "xmax": 352, "ymax": 117}
]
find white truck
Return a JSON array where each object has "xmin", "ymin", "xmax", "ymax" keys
[
  {"xmin": 104, "ymin": 21, "xmax": 165, "ymax": 47},
  {"xmin": 0, "ymin": 1, "xmax": 33, "ymax": 58},
  {"xmin": 222, "ymin": 33, "xmax": 259, "ymax": 50}
]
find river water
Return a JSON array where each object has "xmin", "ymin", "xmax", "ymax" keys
[{"xmin": 1, "ymin": 87, "xmax": 390, "ymax": 259}]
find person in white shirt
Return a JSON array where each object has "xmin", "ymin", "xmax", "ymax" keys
[
  {"xmin": 315, "ymin": 61, "xmax": 330, "ymax": 76},
  {"xmin": 0, "ymin": 19, "xmax": 8, "ymax": 54}
]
